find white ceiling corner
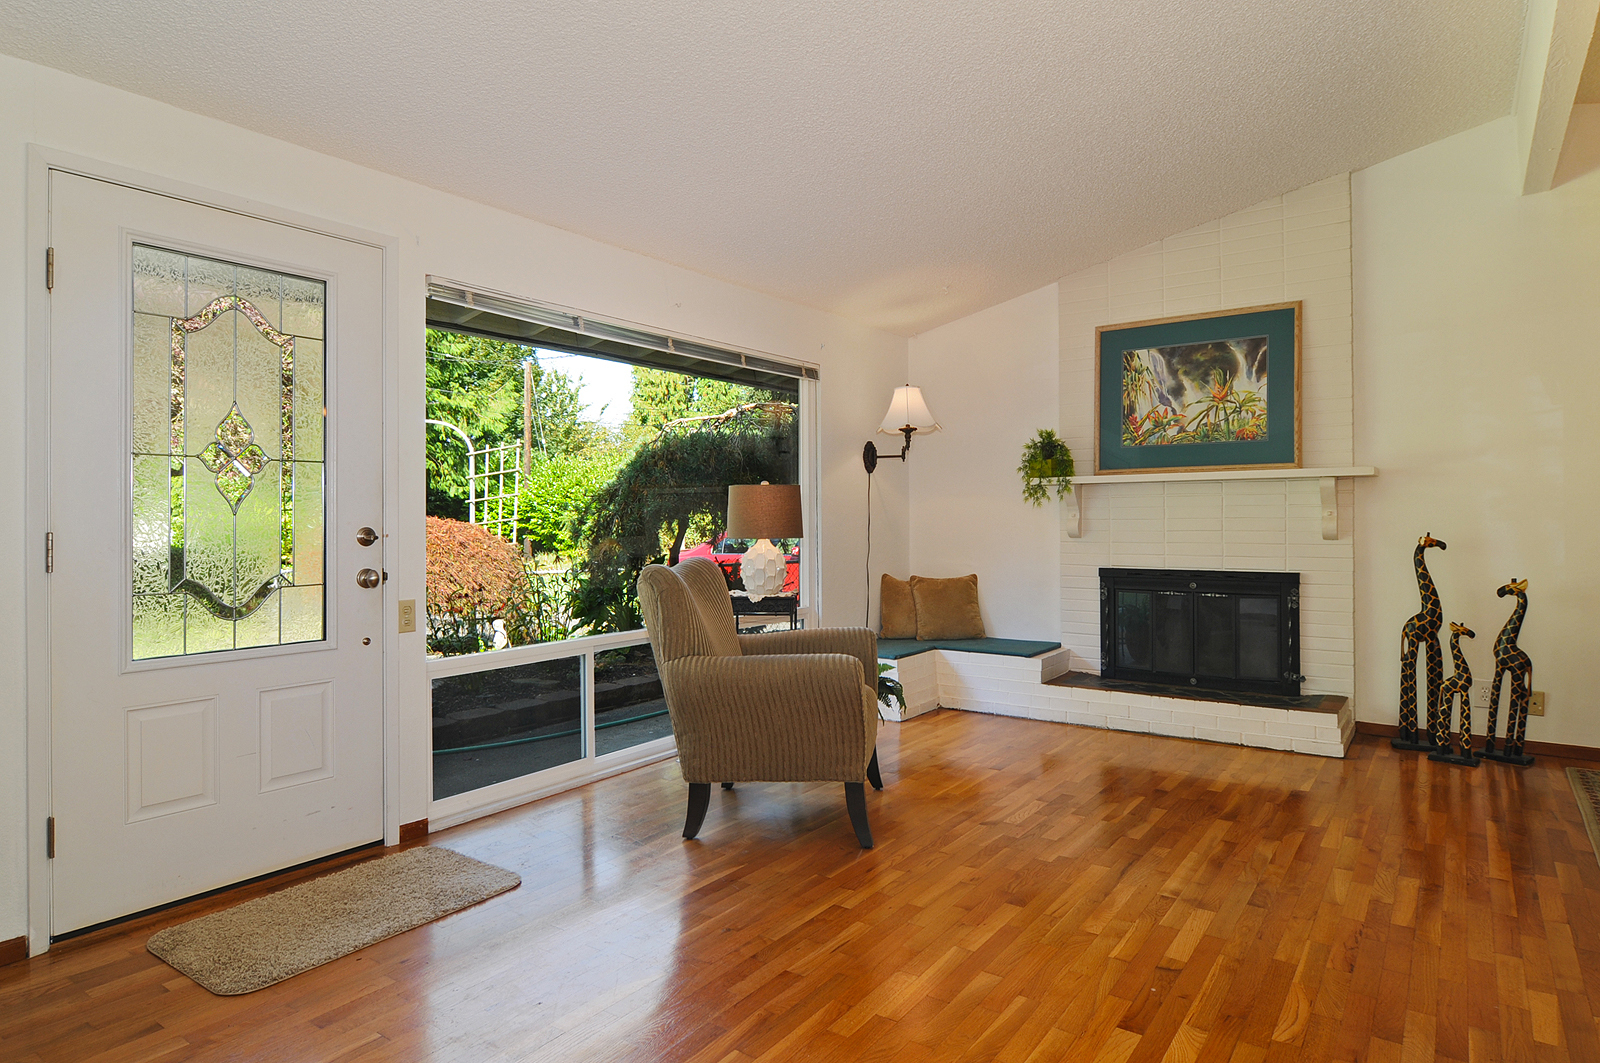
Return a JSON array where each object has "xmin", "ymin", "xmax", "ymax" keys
[{"xmin": 0, "ymin": 0, "xmax": 1527, "ymax": 334}]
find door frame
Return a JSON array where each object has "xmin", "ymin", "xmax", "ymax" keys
[{"xmin": 24, "ymin": 146, "xmax": 403, "ymax": 956}]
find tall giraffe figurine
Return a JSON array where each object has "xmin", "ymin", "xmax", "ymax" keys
[
  {"xmin": 1393, "ymin": 533, "xmax": 1447, "ymax": 752},
  {"xmin": 1428, "ymin": 623, "xmax": 1479, "ymax": 766},
  {"xmin": 1483, "ymin": 578, "xmax": 1535, "ymax": 766}
]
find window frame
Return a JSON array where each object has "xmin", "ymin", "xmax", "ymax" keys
[{"xmin": 422, "ymin": 280, "xmax": 821, "ymax": 827}]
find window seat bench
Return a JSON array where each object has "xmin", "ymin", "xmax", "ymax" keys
[
  {"xmin": 877, "ymin": 638, "xmax": 1072, "ymax": 723},
  {"xmin": 876, "ymin": 637, "xmax": 1063, "ymax": 660},
  {"xmin": 877, "ymin": 637, "xmax": 1354, "ymax": 758}
]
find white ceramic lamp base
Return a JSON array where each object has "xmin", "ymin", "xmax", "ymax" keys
[{"xmin": 739, "ymin": 539, "xmax": 787, "ymax": 601}]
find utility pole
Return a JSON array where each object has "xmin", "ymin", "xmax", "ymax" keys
[{"xmin": 523, "ymin": 360, "xmax": 534, "ymax": 473}]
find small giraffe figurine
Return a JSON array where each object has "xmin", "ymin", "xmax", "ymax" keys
[
  {"xmin": 1483, "ymin": 578, "xmax": 1534, "ymax": 766},
  {"xmin": 1428, "ymin": 623, "xmax": 1479, "ymax": 766},
  {"xmin": 1394, "ymin": 533, "xmax": 1447, "ymax": 751}
]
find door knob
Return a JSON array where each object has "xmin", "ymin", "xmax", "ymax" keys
[
  {"xmin": 356, "ymin": 568, "xmax": 381, "ymax": 588},
  {"xmin": 356, "ymin": 527, "xmax": 378, "ymax": 546}
]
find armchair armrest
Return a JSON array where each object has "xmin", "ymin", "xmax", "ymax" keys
[
  {"xmin": 661, "ymin": 653, "xmax": 876, "ymax": 784},
  {"xmin": 737, "ymin": 627, "xmax": 878, "ymax": 688}
]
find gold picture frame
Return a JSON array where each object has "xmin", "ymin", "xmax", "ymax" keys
[{"xmin": 1094, "ymin": 301, "xmax": 1302, "ymax": 475}]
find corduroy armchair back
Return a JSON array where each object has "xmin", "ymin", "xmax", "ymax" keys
[{"xmin": 637, "ymin": 557, "xmax": 884, "ymax": 847}]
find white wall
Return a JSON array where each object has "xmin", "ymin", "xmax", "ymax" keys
[
  {"xmin": 0, "ymin": 55, "xmax": 909, "ymax": 944},
  {"xmin": 905, "ymin": 284, "xmax": 1060, "ymax": 638},
  {"xmin": 1353, "ymin": 115, "xmax": 1600, "ymax": 747}
]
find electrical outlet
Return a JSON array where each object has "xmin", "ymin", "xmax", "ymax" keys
[
  {"xmin": 1473, "ymin": 687, "xmax": 1491, "ymax": 707},
  {"xmin": 398, "ymin": 599, "xmax": 417, "ymax": 634},
  {"xmin": 1529, "ymin": 690, "xmax": 1545, "ymax": 716}
]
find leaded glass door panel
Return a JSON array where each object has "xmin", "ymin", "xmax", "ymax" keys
[
  {"xmin": 132, "ymin": 245, "xmax": 327, "ymax": 657},
  {"xmin": 47, "ymin": 172, "xmax": 387, "ymax": 936}
]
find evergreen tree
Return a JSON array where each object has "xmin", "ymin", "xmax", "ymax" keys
[
  {"xmin": 569, "ymin": 406, "xmax": 798, "ymax": 634},
  {"xmin": 425, "ymin": 329, "xmax": 596, "ymax": 517},
  {"xmin": 625, "ymin": 367, "xmax": 785, "ymax": 435}
]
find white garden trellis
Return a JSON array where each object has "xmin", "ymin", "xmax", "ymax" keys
[
  {"xmin": 470, "ymin": 440, "xmax": 521, "ymax": 542},
  {"xmin": 427, "ymin": 418, "xmax": 521, "ymax": 542}
]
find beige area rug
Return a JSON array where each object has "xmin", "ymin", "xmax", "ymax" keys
[
  {"xmin": 147, "ymin": 845, "xmax": 520, "ymax": 995},
  {"xmin": 1568, "ymin": 768, "xmax": 1600, "ymax": 868}
]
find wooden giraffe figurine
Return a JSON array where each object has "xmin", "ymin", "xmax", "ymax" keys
[
  {"xmin": 1483, "ymin": 578, "xmax": 1535, "ymax": 766},
  {"xmin": 1393, "ymin": 533, "xmax": 1447, "ymax": 752},
  {"xmin": 1428, "ymin": 623, "xmax": 1479, "ymax": 766}
]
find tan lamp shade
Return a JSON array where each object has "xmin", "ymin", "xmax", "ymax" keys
[
  {"xmin": 877, "ymin": 385, "xmax": 941, "ymax": 435},
  {"xmin": 726, "ymin": 482, "xmax": 803, "ymax": 539}
]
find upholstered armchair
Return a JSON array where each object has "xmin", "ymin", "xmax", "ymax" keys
[{"xmin": 637, "ymin": 557, "xmax": 883, "ymax": 847}]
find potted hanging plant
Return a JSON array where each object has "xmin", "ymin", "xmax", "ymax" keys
[{"xmin": 1018, "ymin": 429, "xmax": 1074, "ymax": 505}]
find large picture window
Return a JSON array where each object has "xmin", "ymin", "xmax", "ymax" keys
[{"xmin": 422, "ymin": 285, "xmax": 812, "ymax": 805}]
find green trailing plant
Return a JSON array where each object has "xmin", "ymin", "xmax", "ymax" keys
[
  {"xmin": 1018, "ymin": 429, "xmax": 1075, "ymax": 505},
  {"xmin": 877, "ymin": 662, "xmax": 905, "ymax": 714}
]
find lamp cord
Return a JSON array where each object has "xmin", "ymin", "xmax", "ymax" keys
[{"xmin": 864, "ymin": 470, "xmax": 872, "ymax": 627}]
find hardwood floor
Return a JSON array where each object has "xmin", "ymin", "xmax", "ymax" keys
[{"xmin": 5, "ymin": 710, "xmax": 1600, "ymax": 1062}]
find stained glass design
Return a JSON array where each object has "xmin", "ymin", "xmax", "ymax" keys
[
  {"xmin": 198, "ymin": 404, "xmax": 269, "ymax": 510},
  {"xmin": 132, "ymin": 245, "xmax": 325, "ymax": 659}
]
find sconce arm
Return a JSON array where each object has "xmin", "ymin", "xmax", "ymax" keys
[{"xmin": 862, "ymin": 427, "xmax": 916, "ymax": 473}]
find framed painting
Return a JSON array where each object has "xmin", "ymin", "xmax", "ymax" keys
[{"xmin": 1095, "ymin": 301, "xmax": 1300, "ymax": 474}]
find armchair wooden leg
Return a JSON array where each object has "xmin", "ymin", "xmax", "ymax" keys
[
  {"xmin": 844, "ymin": 782, "xmax": 873, "ymax": 848},
  {"xmin": 684, "ymin": 783, "xmax": 711, "ymax": 839},
  {"xmin": 721, "ymin": 782, "xmax": 735, "ymax": 790},
  {"xmin": 866, "ymin": 748, "xmax": 883, "ymax": 791}
]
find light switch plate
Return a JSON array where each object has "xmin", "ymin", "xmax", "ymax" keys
[{"xmin": 398, "ymin": 599, "xmax": 417, "ymax": 634}]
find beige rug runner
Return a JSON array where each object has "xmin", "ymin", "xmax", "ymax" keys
[
  {"xmin": 1568, "ymin": 768, "xmax": 1600, "ymax": 868},
  {"xmin": 147, "ymin": 845, "xmax": 520, "ymax": 995}
]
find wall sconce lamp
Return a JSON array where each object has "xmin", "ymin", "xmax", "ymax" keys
[{"xmin": 863, "ymin": 385, "xmax": 941, "ymax": 473}]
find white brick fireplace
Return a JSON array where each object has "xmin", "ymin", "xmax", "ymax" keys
[{"xmin": 1056, "ymin": 175, "xmax": 1362, "ymax": 752}]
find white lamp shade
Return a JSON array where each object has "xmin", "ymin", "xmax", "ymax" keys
[{"xmin": 877, "ymin": 385, "xmax": 941, "ymax": 435}]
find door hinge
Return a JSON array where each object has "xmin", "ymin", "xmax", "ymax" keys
[
  {"xmin": 46, "ymin": 817, "xmax": 55, "ymax": 859},
  {"xmin": 45, "ymin": 247, "xmax": 54, "ymax": 291},
  {"xmin": 45, "ymin": 531, "xmax": 53, "ymax": 573}
]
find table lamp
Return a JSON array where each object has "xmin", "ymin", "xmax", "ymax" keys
[{"xmin": 725, "ymin": 482, "xmax": 802, "ymax": 601}]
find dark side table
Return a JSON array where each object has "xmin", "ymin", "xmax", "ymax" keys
[{"xmin": 729, "ymin": 591, "xmax": 799, "ymax": 630}]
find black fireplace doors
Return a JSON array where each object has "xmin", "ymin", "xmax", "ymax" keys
[{"xmin": 1100, "ymin": 568, "xmax": 1302, "ymax": 697}]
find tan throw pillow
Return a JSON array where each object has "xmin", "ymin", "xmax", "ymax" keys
[
  {"xmin": 910, "ymin": 574, "xmax": 985, "ymax": 640},
  {"xmin": 879, "ymin": 574, "xmax": 918, "ymax": 639}
]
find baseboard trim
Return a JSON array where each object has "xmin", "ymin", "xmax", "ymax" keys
[
  {"xmin": 0, "ymin": 934, "xmax": 27, "ymax": 968},
  {"xmin": 399, "ymin": 818, "xmax": 429, "ymax": 843},
  {"xmin": 1355, "ymin": 722, "xmax": 1600, "ymax": 763}
]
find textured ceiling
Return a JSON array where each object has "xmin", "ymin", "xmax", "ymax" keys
[{"xmin": 0, "ymin": 0, "xmax": 1526, "ymax": 335}]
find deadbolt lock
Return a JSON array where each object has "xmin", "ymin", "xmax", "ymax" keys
[
  {"xmin": 356, "ymin": 527, "xmax": 378, "ymax": 546},
  {"xmin": 356, "ymin": 568, "xmax": 381, "ymax": 588}
]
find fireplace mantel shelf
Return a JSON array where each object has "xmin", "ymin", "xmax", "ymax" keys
[{"xmin": 1060, "ymin": 465, "xmax": 1377, "ymax": 540}]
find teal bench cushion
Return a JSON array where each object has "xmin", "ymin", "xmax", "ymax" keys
[{"xmin": 877, "ymin": 637, "xmax": 1062, "ymax": 660}]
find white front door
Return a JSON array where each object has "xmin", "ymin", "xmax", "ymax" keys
[{"xmin": 47, "ymin": 172, "xmax": 386, "ymax": 935}]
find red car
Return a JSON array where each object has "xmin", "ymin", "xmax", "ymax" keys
[{"xmin": 680, "ymin": 537, "xmax": 799, "ymax": 593}]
